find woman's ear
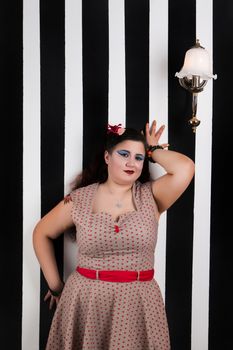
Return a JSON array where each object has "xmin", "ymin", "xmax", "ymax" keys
[{"xmin": 104, "ymin": 150, "xmax": 109, "ymax": 164}]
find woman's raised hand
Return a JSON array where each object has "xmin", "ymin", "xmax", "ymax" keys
[{"xmin": 145, "ymin": 120, "xmax": 169, "ymax": 149}]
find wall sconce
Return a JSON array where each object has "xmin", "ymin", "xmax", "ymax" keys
[{"xmin": 175, "ymin": 39, "xmax": 217, "ymax": 132}]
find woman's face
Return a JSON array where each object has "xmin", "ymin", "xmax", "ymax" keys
[{"xmin": 104, "ymin": 140, "xmax": 145, "ymax": 185}]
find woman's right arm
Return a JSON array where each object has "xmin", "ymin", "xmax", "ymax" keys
[{"xmin": 32, "ymin": 199, "xmax": 74, "ymax": 292}]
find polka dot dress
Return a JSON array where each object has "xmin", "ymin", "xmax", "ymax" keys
[{"xmin": 46, "ymin": 181, "xmax": 170, "ymax": 350}]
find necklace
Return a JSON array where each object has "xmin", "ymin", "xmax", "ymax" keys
[
  {"xmin": 115, "ymin": 200, "xmax": 123, "ymax": 208},
  {"xmin": 109, "ymin": 191, "xmax": 128, "ymax": 209},
  {"xmin": 105, "ymin": 184, "xmax": 132, "ymax": 210}
]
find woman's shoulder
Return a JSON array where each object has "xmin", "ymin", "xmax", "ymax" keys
[
  {"xmin": 135, "ymin": 180, "xmax": 159, "ymax": 217},
  {"xmin": 135, "ymin": 180, "xmax": 152, "ymax": 194},
  {"xmin": 135, "ymin": 180, "xmax": 157, "ymax": 204},
  {"xmin": 68, "ymin": 182, "xmax": 98, "ymax": 203}
]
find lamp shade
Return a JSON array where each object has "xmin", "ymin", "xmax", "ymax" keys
[{"xmin": 175, "ymin": 42, "xmax": 217, "ymax": 80}]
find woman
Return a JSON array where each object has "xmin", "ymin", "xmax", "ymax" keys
[{"xmin": 33, "ymin": 120, "xmax": 195, "ymax": 349}]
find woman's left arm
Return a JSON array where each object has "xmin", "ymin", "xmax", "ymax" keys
[{"xmin": 146, "ymin": 120, "xmax": 195, "ymax": 215}]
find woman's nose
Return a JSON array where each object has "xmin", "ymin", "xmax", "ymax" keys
[{"xmin": 126, "ymin": 157, "xmax": 135, "ymax": 166}]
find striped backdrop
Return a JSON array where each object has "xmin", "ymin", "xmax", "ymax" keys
[{"xmin": 1, "ymin": 0, "xmax": 232, "ymax": 349}]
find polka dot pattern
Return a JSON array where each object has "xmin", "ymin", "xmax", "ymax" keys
[{"xmin": 46, "ymin": 181, "xmax": 170, "ymax": 350}]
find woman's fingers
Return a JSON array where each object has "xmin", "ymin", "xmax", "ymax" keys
[
  {"xmin": 44, "ymin": 290, "xmax": 60, "ymax": 310},
  {"xmin": 155, "ymin": 125, "xmax": 165, "ymax": 138},
  {"xmin": 44, "ymin": 290, "xmax": 50, "ymax": 302},
  {"xmin": 147, "ymin": 120, "xmax": 156, "ymax": 136},
  {"xmin": 151, "ymin": 120, "xmax": 157, "ymax": 134},
  {"xmin": 49, "ymin": 296, "xmax": 55, "ymax": 310},
  {"xmin": 147, "ymin": 120, "xmax": 164, "ymax": 135}
]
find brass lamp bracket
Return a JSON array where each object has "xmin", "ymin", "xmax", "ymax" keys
[{"xmin": 178, "ymin": 76, "xmax": 208, "ymax": 132}]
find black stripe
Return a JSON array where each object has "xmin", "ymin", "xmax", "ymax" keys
[
  {"xmin": 209, "ymin": 1, "xmax": 233, "ymax": 348},
  {"xmin": 125, "ymin": 0, "xmax": 149, "ymax": 129},
  {"xmin": 167, "ymin": 1, "xmax": 196, "ymax": 349},
  {"xmin": 40, "ymin": 1, "xmax": 65, "ymax": 348},
  {"xmin": 82, "ymin": 0, "xmax": 109, "ymax": 168},
  {"xmin": 0, "ymin": 2, "xmax": 23, "ymax": 349}
]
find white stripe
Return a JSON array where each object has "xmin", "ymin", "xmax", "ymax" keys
[
  {"xmin": 149, "ymin": 0, "xmax": 168, "ymax": 300},
  {"xmin": 108, "ymin": 0, "xmax": 126, "ymax": 126},
  {"xmin": 192, "ymin": 1, "xmax": 213, "ymax": 349},
  {"xmin": 22, "ymin": 1, "xmax": 41, "ymax": 349},
  {"xmin": 64, "ymin": 0, "xmax": 83, "ymax": 280}
]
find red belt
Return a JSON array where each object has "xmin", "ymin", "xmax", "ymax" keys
[{"xmin": 76, "ymin": 266, "xmax": 154, "ymax": 282}]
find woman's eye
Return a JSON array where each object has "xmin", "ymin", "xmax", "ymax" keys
[
  {"xmin": 117, "ymin": 150, "xmax": 129, "ymax": 157},
  {"xmin": 136, "ymin": 156, "xmax": 145, "ymax": 161}
]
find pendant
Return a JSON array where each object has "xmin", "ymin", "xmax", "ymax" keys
[{"xmin": 115, "ymin": 201, "xmax": 122, "ymax": 208}]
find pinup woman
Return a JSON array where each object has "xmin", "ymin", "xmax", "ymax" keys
[{"xmin": 33, "ymin": 120, "xmax": 195, "ymax": 350}]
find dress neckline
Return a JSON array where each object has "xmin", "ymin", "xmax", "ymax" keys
[{"xmin": 90, "ymin": 182, "xmax": 139, "ymax": 224}]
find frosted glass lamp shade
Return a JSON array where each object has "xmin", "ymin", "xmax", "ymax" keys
[{"xmin": 175, "ymin": 45, "xmax": 217, "ymax": 80}]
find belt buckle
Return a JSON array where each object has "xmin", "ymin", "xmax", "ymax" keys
[
  {"xmin": 96, "ymin": 270, "xmax": 99, "ymax": 280},
  {"xmin": 137, "ymin": 271, "xmax": 140, "ymax": 281}
]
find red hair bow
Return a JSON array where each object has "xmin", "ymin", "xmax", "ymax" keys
[{"xmin": 107, "ymin": 123, "xmax": 125, "ymax": 135}]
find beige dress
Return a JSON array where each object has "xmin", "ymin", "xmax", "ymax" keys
[{"xmin": 46, "ymin": 181, "xmax": 170, "ymax": 350}]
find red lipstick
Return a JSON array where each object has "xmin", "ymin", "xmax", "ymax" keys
[{"xmin": 124, "ymin": 170, "xmax": 134, "ymax": 175}]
